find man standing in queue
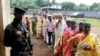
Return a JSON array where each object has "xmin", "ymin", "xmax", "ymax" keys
[{"xmin": 3, "ymin": 7, "xmax": 33, "ymax": 56}]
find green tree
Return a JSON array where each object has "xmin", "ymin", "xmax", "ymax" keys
[
  {"xmin": 61, "ymin": 2, "xmax": 76, "ymax": 10},
  {"xmin": 90, "ymin": 3, "xmax": 100, "ymax": 11},
  {"xmin": 52, "ymin": 0, "xmax": 56, "ymax": 4},
  {"xmin": 90, "ymin": 3, "xmax": 97, "ymax": 11},
  {"xmin": 34, "ymin": 0, "xmax": 49, "ymax": 7},
  {"xmin": 10, "ymin": 0, "xmax": 38, "ymax": 9},
  {"xmin": 78, "ymin": 4, "xmax": 89, "ymax": 11},
  {"xmin": 10, "ymin": 0, "xmax": 20, "ymax": 7},
  {"xmin": 73, "ymin": 5, "xmax": 79, "ymax": 11}
]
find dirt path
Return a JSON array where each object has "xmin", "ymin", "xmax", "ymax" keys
[
  {"xmin": 91, "ymin": 27, "xmax": 100, "ymax": 37},
  {"xmin": 31, "ymin": 36, "xmax": 53, "ymax": 56}
]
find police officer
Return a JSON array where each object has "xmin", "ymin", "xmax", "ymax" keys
[
  {"xmin": 4, "ymin": 7, "xmax": 33, "ymax": 56},
  {"xmin": 31, "ymin": 13, "xmax": 38, "ymax": 37}
]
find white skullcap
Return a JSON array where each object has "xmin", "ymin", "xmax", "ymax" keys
[{"xmin": 66, "ymin": 17, "xmax": 73, "ymax": 21}]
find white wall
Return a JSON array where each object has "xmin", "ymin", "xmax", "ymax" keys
[{"xmin": 0, "ymin": 0, "xmax": 10, "ymax": 56}]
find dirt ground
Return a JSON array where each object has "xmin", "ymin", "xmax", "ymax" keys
[{"xmin": 32, "ymin": 36, "xmax": 53, "ymax": 56}]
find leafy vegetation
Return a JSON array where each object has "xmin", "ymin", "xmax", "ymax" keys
[{"xmin": 10, "ymin": 0, "xmax": 100, "ymax": 11}]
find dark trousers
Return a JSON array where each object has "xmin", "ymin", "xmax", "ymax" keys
[
  {"xmin": 52, "ymin": 32, "xmax": 55, "ymax": 46},
  {"xmin": 48, "ymin": 32, "xmax": 52, "ymax": 45},
  {"xmin": 32, "ymin": 24, "xmax": 37, "ymax": 37},
  {"xmin": 48, "ymin": 32, "xmax": 55, "ymax": 45}
]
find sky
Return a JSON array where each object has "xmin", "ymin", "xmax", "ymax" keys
[{"xmin": 50, "ymin": 0, "xmax": 100, "ymax": 5}]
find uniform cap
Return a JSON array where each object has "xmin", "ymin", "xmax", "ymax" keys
[{"xmin": 14, "ymin": 7, "xmax": 27, "ymax": 13}]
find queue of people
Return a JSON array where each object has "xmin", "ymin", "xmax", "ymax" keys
[
  {"xmin": 3, "ymin": 7, "xmax": 100, "ymax": 56},
  {"xmin": 40, "ymin": 11, "xmax": 100, "ymax": 56}
]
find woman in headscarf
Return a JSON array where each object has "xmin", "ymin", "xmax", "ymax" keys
[{"xmin": 67, "ymin": 22, "xmax": 99, "ymax": 56}]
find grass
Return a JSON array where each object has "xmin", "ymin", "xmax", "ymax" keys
[{"xmin": 72, "ymin": 18, "xmax": 100, "ymax": 27}]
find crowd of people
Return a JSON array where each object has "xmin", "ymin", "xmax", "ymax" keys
[
  {"xmin": 3, "ymin": 7, "xmax": 100, "ymax": 56},
  {"xmin": 40, "ymin": 11, "xmax": 100, "ymax": 56}
]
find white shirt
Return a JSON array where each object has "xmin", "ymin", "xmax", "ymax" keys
[{"xmin": 47, "ymin": 20, "xmax": 54, "ymax": 32}]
